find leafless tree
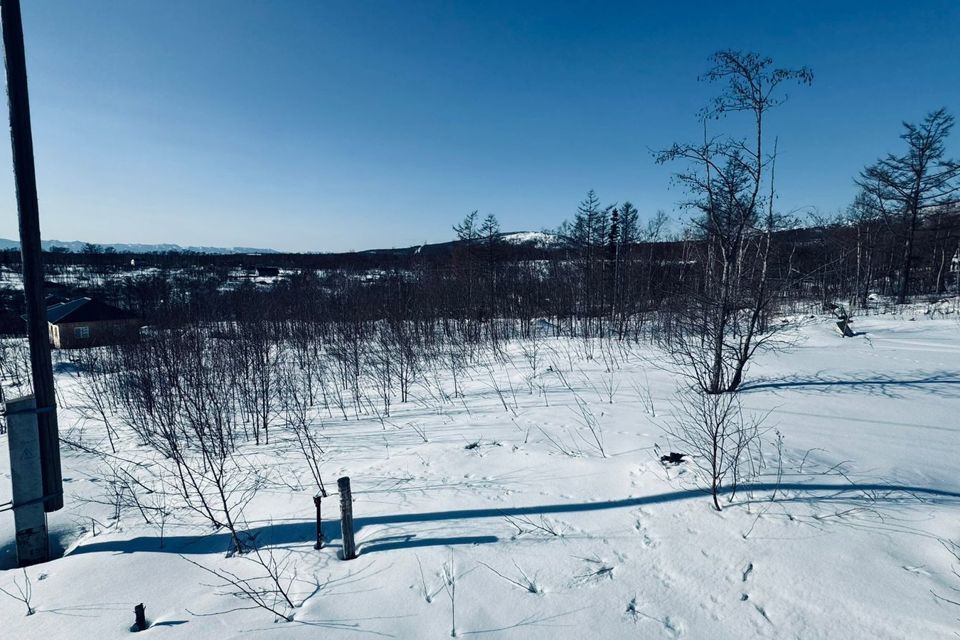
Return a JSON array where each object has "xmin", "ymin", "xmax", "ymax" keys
[{"xmin": 657, "ymin": 50, "xmax": 812, "ymax": 393}]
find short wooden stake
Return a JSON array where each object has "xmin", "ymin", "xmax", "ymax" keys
[
  {"xmin": 313, "ymin": 493, "xmax": 323, "ymax": 550},
  {"xmin": 338, "ymin": 477, "xmax": 356, "ymax": 560},
  {"xmin": 134, "ymin": 603, "xmax": 147, "ymax": 631}
]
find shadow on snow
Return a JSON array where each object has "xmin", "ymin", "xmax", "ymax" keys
[
  {"xmin": 738, "ymin": 370, "xmax": 960, "ymax": 397},
  {"xmin": 53, "ymin": 481, "xmax": 960, "ymax": 559}
]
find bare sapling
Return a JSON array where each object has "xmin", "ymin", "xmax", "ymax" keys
[
  {"xmin": 183, "ymin": 545, "xmax": 318, "ymax": 623},
  {"xmin": 662, "ymin": 388, "xmax": 761, "ymax": 510},
  {"xmin": 282, "ymin": 376, "xmax": 328, "ymax": 498},
  {"xmin": 74, "ymin": 348, "xmax": 120, "ymax": 453},
  {"xmin": 932, "ymin": 539, "xmax": 960, "ymax": 612},
  {"xmin": 0, "ymin": 569, "xmax": 35, "ymax": 616},
  {"xmin": 442, "ymin": 554, "xmax": 459, "ymax": 637},
  {"xmin": 571, "ymin": 397, "xmax": 606, "ymax": 458},
  {"xmin": 632, "ymin": 374, "xmax": 657, "ymax": 417}
]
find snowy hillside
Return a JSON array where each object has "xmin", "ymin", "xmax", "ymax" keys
[
  {"xmin": 1, "ymin": 316, "xmax": 958, "ymax": 638},
  {"xmin": 499, "ymin": 231, "xmax": 562, "ymax": 248}
]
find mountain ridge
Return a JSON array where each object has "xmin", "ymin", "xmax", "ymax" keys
[
  {"xmin": 0, "ymin": 231, "xmax": 562, "ymax": 256},
  {"xmin": 0, "ymin": 238, "xmax": 279, "ymax": 255}
]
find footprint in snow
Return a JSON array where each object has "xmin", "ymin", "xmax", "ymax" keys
[
  {"xmin": 662, "ymin": 615, "xmax": 686, "ymax": 637},
  {"xmin": 625, "ymin": 599, "xmax": 685, "ymax": 637},
  {"xmin": 753, "ymin": 603, "xmax": 772, "ymax": 624},
  {"xmin": 634, "ymin": 520, "xmax": 657, "ymax": 548}
]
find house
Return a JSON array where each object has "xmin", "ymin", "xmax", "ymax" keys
[
  {"xmin": 44, "ymin": 297, "xmax": 142, "ymax": 349},
  {"xmin": 256, "ymin": 266, "xmax": 280, "ymax": 277}
]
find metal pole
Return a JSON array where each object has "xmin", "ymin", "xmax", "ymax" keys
[
  {"xmin": 1, "ymin": 0, "xmax": 62, "ymax": 512},
  {"xmin": 313, "ymin": 493, "xmax": 323, "ymax": 550}
]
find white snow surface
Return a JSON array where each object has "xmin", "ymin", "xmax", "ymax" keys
[{"xmin": 1, "ymin": 316, "xmax": 959, "ymax": 639}]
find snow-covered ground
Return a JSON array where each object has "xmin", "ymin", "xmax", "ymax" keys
[
  {"xmin": 500, "ymin": 231, "xmax": 561, "ymax": 248},
  {"xmin": 1, "ymin": 316, "xmax": 959, "ymax": 639}
]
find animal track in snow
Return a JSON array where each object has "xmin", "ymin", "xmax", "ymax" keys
[
  {"xmin": 634, "ymin": 519, "xmax": 657, "ymax": 548},
  {"xmin": 625, "ymin": 598, "xmax": 685, "ymax": 637}
]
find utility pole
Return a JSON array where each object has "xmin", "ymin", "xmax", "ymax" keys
[{"xmin": 1, "ymin": 0, "xmax": 63, "ymax": 513}]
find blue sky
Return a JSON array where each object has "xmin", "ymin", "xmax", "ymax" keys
[{"xmin": 0, "ymin": 1, "xmax": 957, "ymax": 252}]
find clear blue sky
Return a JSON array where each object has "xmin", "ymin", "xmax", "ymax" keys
[{"xmin": 0, "ymin": 1, "xmax": 957, "ymax": 252}]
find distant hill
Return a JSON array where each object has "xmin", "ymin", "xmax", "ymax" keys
[
  {"xmin": 354, "ymin": 231, "xmax": 563, "ymax": 257},
  {"xmin": 0, "ymin": 230, "xmax": 562, "ymax": 259},
  {"xmin": 0, "ymin": 238, "xmax": 279, "ymax": 255}
]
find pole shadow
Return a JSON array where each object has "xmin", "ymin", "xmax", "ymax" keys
[{"xmin": 56, "ymin": 481, "xmax": 960, "ymax": 558}]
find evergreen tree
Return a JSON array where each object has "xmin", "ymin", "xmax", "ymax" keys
[
  {"xmin": 618, "ymin": 202, "xmax": 640, "ymax": 246},
  {"xmin": 570, "ymin": 189, "xmax": 603, "ymax": 249},
  {"xmin": 857, "ymin": 108, "xmax": 960, "ymax": 303},
  {"xmin": 453, "ymin": 211, "xmax": 480, "ymax": 242},
  {"xmin": 480, "ymin": 213, "xmax": 500, "ymax": 246},
  {"xmin": 608, "ymin": 207, "xmax": 620, "ymax": 261}
]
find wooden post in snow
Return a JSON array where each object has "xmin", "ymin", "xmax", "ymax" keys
[
  {"xmin": 133, "ymin": 603, "xmax": 147, "ymax": 631},
  {"xmin": 338, "ymin": 477, "xmax": 356, "ymax": 560}
]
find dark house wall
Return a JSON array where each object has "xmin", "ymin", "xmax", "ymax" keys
[{"xmin": 50, "ymin": 319, "xmax": 142, "ymax": 349}]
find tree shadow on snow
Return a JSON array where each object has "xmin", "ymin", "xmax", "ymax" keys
[{"xmin": 738, "ymin": 370, "xmax": 960, "ymax": 398}]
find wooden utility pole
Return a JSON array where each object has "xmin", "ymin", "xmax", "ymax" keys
[
  {"xmin": 338, "ymin": 477, "xmax": 356, "ymax": 560},
  {"xmin": 1, "ymin": 0, "xmax": 63, "ymax": 512}
]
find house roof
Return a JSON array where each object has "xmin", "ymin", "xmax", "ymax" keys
[{"xmin": 45, "ymin": 297, "xmax": 139, "ymax": 324}]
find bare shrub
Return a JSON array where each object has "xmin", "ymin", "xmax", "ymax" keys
[
  {"xmin": 0, "ymin": 569, "xmax": 34, "ymax": 616},
  {"xmin": 183, "ymin": 546, "xmax": 318, "ymax": 623},
  {"xmin": 932, "ymin": 539, "xmax": 960, "ymax": 614},
  {"xmin": 662, "ymin": 389, "xmax": 761, "ymax": 510}
]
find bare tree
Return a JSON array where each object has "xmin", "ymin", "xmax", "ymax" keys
[{"xmin": 657, "ymin": 50, "xmax": 812, "ymax": 393}]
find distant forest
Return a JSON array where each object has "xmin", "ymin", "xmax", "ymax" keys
[
  {"xmin": 1, "ymin": 52, "xmax": 958, "ymax": 349},
  {"xmin": 1, "ymin": 195, "xmax": 957, "ymax": 335}
]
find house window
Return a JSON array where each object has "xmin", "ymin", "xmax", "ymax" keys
[{"xmin": 74, "ymin": 326, "xmax": 90, "ymax": 339}]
